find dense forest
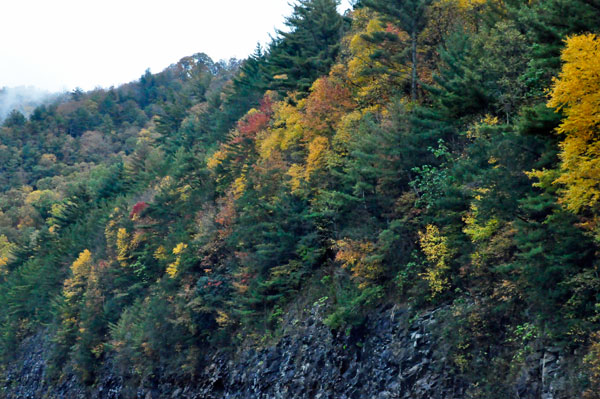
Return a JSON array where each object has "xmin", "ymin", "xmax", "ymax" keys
[{"xmin": 1, "ymin": 0, "xmax": 600, "ymax": 396}]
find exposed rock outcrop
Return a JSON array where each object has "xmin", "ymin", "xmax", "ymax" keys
[{"xmin": 0, "ymin": 304, "xmax": 571, "ymax": 399}]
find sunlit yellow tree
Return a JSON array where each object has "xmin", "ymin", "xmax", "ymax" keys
[
  {"xmin": 63, "ymin": 249, "xmax": 93, "ymax": 301},
  {"xmin": 547, "ymin": 34, "xmax": 600, "ymax": 213},
  {"xmin": 418, "ymin": 224, "xmax": 451, "ymax": 296}
]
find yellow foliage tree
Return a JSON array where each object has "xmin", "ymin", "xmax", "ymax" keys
[
  {"xmin": 462, "ymin": 201, "xmax": 500, "ymax": 243},
  {"xmin": 0, "ymin": 235, "xmax": 15, "ymax": 276},
  {"xmin": 418, "ymin": 225, "xmax": 451, "ymax": 296},
  {"xmin": 116, "ymin": 228, "xmax": 131, "ymax": 266},
  {"xmin": 256, "ymin": 100, "xmax": 304, "ymax": 161},
  {"xmin": 25, "ymin": 189, "xmax": 58, "ymax": 206},
  {"xmin": 39, "ymin": 153, "xmax": 57, "ymax": 167},
  {"xmin": 166, "ymin": 242, "xmax": 188, "ymax": 278},
  {"xmin": 437, "ymin": 0, "xmax": 487, "ymax": 10},
  {"xmin": 154, "ymin": 245, "xmax": 167, "ymax": 261},
  {"xmin": 256, "ymin": 76, "xmax": 355, "ymax": 194},
  {"xmin": 305, "ymin": 137, "xmax": 330, "ymax": 179},
  {"xmin": 547, "ymin": 33, "xmax": 600, "ymax": 213},
  {"xmin": 286, "ymin": 163, "xmax": 306, "ymax": 193},
  {"xmin": 287, "ymin": 136, "xmax": 332, "ymax": 192},
  {"xmin": 335, "ymin": 238, "xmax": 382, "ymax": 288},
  {"xmin": 64, "ymin": 249, "xmax": 93, "ymax": 300},
  {"xmin": 346, "ymin": 9, "xmax": 409, "ymax": 106}
]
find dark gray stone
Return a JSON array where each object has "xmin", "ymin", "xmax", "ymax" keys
[{"xmin": 0, "ymin": 305, "xmax": 575, "ymax": 399}]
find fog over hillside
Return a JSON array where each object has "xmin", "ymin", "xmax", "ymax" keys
[{"xmin": 0, "ymin": 86, "xmax": 59, "ymax": 121}]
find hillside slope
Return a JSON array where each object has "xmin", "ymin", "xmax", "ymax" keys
[{"xmin": 1, "ymin": 0, "xmax": 600, "ymax": 397}]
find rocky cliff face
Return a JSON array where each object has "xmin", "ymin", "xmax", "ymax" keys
[{"xmin": 1, "ymin": 304, "xmax": 572, "ymax": 399}]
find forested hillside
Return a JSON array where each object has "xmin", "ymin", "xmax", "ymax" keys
[{"xmin": 2, "ymin": 0, "xmax": 600, "ymax": 397}]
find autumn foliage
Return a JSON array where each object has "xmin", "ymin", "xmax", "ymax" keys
[
  {"xmin": 547, "ymin": 34, "xmax": 600, "ymax": 213},
  {"xmin": 1, "ymin": 0, "xmax": 600, "ymax": 395}
]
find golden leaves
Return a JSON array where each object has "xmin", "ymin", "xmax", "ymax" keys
[
  {"xmin": 153, "ymin": 245, "xmax": 167, "ymax": 261},
  {"xmin": 418, "ymin": 225, "xmax": 451, "ymax": 296},
  {"xmin": 335, "ymin": 238, "xmax": 382, "ymax": 288},
  {"xmin": 72, "ymin": 249, "xmax": 92, "ymax": 278},
  {"xmin": 546, "ymin": 34, "xmax": 600, "ymax": 212},
  {"xmin": 166, "ymin": 242, "xmax": 188, "ymax": 278},
  {"xmin": 116, "ymin": 228, "xmax": 131, "ymax": 266},
  {"xmin": 64, "ymin": 249, "xmax": 93, "ymax": 300}
]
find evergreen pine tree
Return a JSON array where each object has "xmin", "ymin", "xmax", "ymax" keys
[{"xmin": 266, "ymin": 0, "xmax": 346, "ymax": 95}]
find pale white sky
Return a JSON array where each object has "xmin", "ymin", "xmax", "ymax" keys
[{"xmin": 0, "ymin": 0, "xmax": 352, "ymax": 92}]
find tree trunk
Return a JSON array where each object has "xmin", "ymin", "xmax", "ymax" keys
[{"xmin": 411, "ymin": 29, "xmax": 418, "ymax": 102}]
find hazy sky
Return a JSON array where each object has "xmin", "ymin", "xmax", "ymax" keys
[{"xmin": 0, "ymin": 0, "xmax": 352, "ymax": 92}]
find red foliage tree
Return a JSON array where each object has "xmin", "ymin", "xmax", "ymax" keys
[{"xmin": 129, "ymin": 201, "xmax": 149, "ymax": 219}]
